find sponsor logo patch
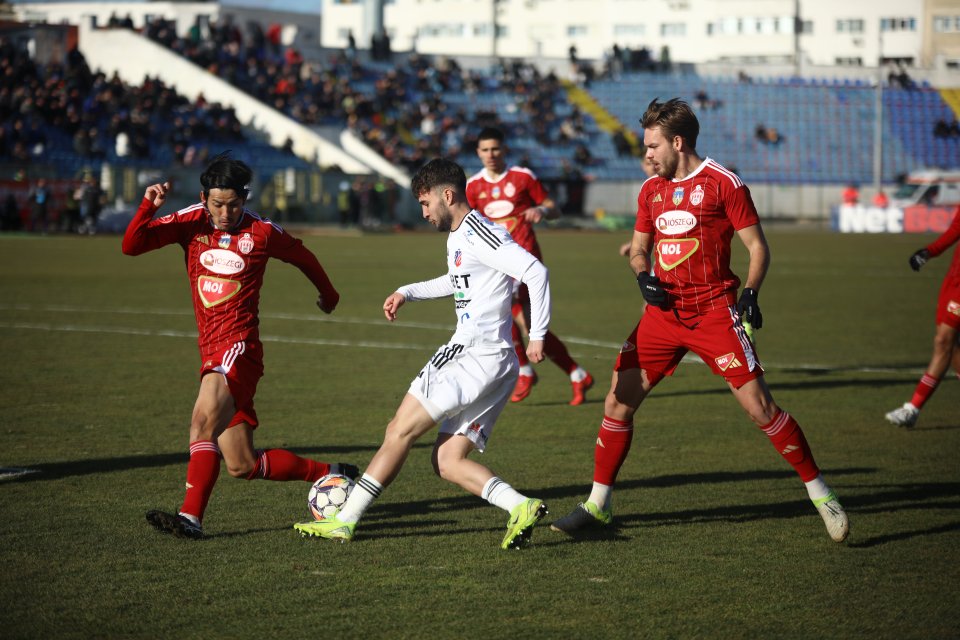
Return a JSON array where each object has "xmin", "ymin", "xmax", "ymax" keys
[
  {"xmin": 197, "ymin": 275, "xmax": 242, "ymax": 308},
  {"xmin": 200, "ymin": 249, "xmax": 245, "ymax": 275},
  {"xmin": 714, "ymin": 353, "xmax": 742, "ymax": 371},
  {"xmin": 483, "ymin": 199, "xmax": 515, "ymax": 219},
  {"xmin": 620, "ymin": 340, "xmax": 636, "ymax": 353},
  {"xmin": 690, "ymin": 184, "xmax": 704, "ymax": 206},
  {"xmin": 672, "ymin": 186, "xmax": 685, "ymax": 206},
  {"xmin": 159, "ymin": 214, "xmax": 175, "ymax": 224},
  {"xmin": 657, "ymin": 238, "xmax": 700, "ymax": 271},
  {"xmin": 655, "ymin": 210, "xmax": 698, "ymax": 236},
  {"xmin": 948, "ymin": 300, "xmax": 960, "ymax": 317}
]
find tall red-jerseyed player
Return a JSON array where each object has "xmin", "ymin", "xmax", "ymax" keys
[
  {"xmin": 551, "ymin": 98, "xmax": 849, "ymax": 543},
  {"xmin": 885, "ymin": 206, "xmax": 960, "ymax": 427},
  {"xmin": 466, "ymin": 127, "xmax": 594, "ymax": 405},
  {"xmin": 122, "ymin": 153, "xmax": 356, "ymax": 539}
]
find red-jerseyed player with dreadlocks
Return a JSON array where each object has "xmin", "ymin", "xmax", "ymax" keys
[{"xmin": 122, "ymin": 152, "xmax": 357, "ymax": 539}]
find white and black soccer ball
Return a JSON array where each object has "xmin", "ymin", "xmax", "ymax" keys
[{"xmin": 307, "ymin": 473, "xmax": 355, "ymax": 520}]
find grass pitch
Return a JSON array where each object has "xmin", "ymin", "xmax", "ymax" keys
[{"xmin": 0, "ymin": 227, "xmax": 957, "ymax": 639}]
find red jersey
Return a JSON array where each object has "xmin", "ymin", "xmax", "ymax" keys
[
  {"xmin": 636, "ymin": 158, "xmax": 760, "ymax": 312},
  {"xmin": 465, "ymin": 166, "xmax": 547, "ymax": 259},
  {"xmin": 122, "ymin": 198, "xmax": 338, "ymax": 354},
  {"xmin": 926, "ymin": 205, "xmax": 960, "ymax": 281}
]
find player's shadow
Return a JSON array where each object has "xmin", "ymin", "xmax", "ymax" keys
[{"xmin": 0, "ymin": 443, "xmax": 391, "ymax": 484}]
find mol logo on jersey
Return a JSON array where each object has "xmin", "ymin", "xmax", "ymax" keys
[
  {"xmin": 655, "ymin": 210, "xmax": 697, "ymax": 236},
  {"xmin": 197, "ymin": 275, "xmax": 242, "ymax": 308},
  {"xmin": 200, "ymin": 249, "xmax": 245, "ymax": 275},
  {"xmin": 657, "ymin": 238, "xmax": 700, "ymax": 271},
  {"xmin": 948, "ymin": 300, "xmax": 960, "ymax": 317}
]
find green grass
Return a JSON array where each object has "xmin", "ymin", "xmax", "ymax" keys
[{"xmin": 0, "ymin": 228, "xmax": 957, "ymax": 639}]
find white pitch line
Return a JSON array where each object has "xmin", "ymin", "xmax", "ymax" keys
[{"xmin": 0, "ymin": 304, "xmax": 926, "ymax": 375}]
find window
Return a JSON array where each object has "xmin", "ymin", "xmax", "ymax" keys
[
  {"xmin": 660, "ymin": 23, "xmax": 686, "ymax": 37},
  {"xmin": 836, "ymin": 19, "xmax": 865, "ymax": 33},
  {"xmin": 798, "ymin": 19, "xmax": 813, "ymax": 34},
  {"xmin": 880, "ymin": 17, "xmax": 917, "ymax": 32},
  {"xmin": 420, "ymin": 23, "xmax": 465, "ymax": 38},
  {"xmin": 614, "ymin": 24, "xmax": 645, "ymax": 37},
  {"xmin": 934, "ymin": 16, "xmax": 960, "ymax": 33},
  {"xmin": 835, "ymin": 57, "xmax": 863, "ymax": 66},
  {"xmin": 567, "ymin": 25, "xmax": 587, "ymax": 37}
]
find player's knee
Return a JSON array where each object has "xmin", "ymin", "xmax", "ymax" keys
[
  {"xmin": 933, "ymin": 330, "xmax": 955, "ymax": 353},
  {"xmin": 226, "ymin": 459, "xmax": 255, "ymax": 478}
]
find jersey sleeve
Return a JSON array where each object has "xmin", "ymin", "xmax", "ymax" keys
[
  {"xmin": 926, "ymin": 206, "xmax": 960, "ymax": 257},
  {"xmin": 268, "ymin": 227, "xmax": 340, "ymax": 305},
  {"xmin": 121, "ymin": 198, "xmax": 186, "ymax": 255},
  {"xmin": 635, "ymin": 181, "xmax": 654, "ymax": 233},
  {"xmin": 724, "ymin": 184, "xmax": 761, "ymax": 230},
  {"xmin": 397, "ymin": 275, "xmax": 455, "ymax": 301},
  {"xmin": 526, "ymin": 173, "xmax": 549, "ymax": 207}
]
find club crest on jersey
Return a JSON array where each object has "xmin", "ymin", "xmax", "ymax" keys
[
  {"xmin": 454, "ymin": 249, "xmax": 463, "ymax": 267},
  {"xmin": 159, "ymin": 214, "xmax": 175, "ymax": 224},
  {"xmin": 504, "ymin": 182, "xmax": 516, "ymax": 198},
  {"xmin": 218, "ymin": 235, "xmax": 231, "ymax": 249},
  {"xmin": 238, "ymin": 233, "xmax": 254, "ymax": 255},
  {"xmin": 714, "ymin": 353, "xmax": 742, "ymax": 371},
  {"xmin": 492, "ymin": 186, "xmax": 502, "ymax": 199},
  {"xmin": 655, "ymin": 210, "xmax": 697, "ymax": 236},
  {"xmin": 197, "ymin": 275, "xmax": 242, "ymax": 308},
  {"xmin": 672, "ymin": 187, "xmax": 685, "ymax": 206},
  {"xmin": 948, "ymin": 300, "xmax": 960, "ymax": 316},
  {"xmin": 657, "ymin": 238, "xmax": 700, "ymax": 271},
  {"xmin": 690, "ymin": 184, "xmax": 704, "ymax": 206}
]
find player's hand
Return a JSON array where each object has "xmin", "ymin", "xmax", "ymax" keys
[
  {"xmin": 316, "ymin": 292, "xmax": 338, "ymax": 314},
  {"xmin": 618, "ymin": 242, "xmax": 631, "ymax": 257},
  {"xmin": 144, "ymin": 181, "xmax": 170, "ymax": 208},
  {"xmin": 526, "ymin": 339, "xmax": 545, "ymax": 363},
  {"xmin": 909, "ymin": 249, "xmax": 930, "ymax": 272},
  {"xmin": 736, "ymin": 287, "xmax": 763, "ymax": 329},
  {"xmin": 636, "ymin": 272, "xmax": 667, "ymax": 308},
  {"xmin": 524, "ymin": 206, "xmax": 546, "ymax": 224},
  {"xmin": 383, "ymin": 292, "xmax": 406, "ymax": 321}
]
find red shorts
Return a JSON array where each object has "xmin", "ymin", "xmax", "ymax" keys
[
  {"xmin": 200, "ymin": 340, "xmax": 264, "ymax": 428},
  {"xmin": 615, "ymin": 304, "xmax": 763, "ymax": 388},
  {"xmin": 936, "ymin": 275, "xmax": 960, "ymax": 329}
]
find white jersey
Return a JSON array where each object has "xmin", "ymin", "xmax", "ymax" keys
[{"xmin": 397, "ymin": 209, "xmax": 550, "ymax": 349}]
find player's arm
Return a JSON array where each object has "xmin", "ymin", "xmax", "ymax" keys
[
  {"xmin": 517, "ymin": 257, "xmax": 550, "ymax": 363},
  {"xmin": 121, "ymin": 182, "xmax": 174, "ymax": 255},
  {"xmin": 395, "ymin": 275, "xmax": 455, "ymax": 303},
  {"xmin": 631, "ymin": 231, "xmax": 668, "ymax": 308},
  {"xmin": 523, "ymin": 197, "xmax": 560, "ymax": 223},
  {"xmin": 912, "ymin": 204, "xmax": 960, "ymax": 270},
  {"xmin": 269, "ymin": 233, "xmax": 340, "ymax": 313},
  {"xmin": 735, "ymin": 223, "xmax": 770, "ymax": 328}
]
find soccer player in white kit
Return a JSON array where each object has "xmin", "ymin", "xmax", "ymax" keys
[{"xmin": 295, "ymin": 158, "xmax": 552, "ymax": 549}]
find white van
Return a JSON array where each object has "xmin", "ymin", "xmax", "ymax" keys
[{"xmin": 891, "ymin": 170, "xmax": 960, "ymax": 209}]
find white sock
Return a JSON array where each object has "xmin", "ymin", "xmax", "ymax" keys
[
  {"xmin": 178, "ymin": 512, "xmax": 201, "ymax": 527},
  {"xmin": 587, "ymin": 482, "xmax": 613, "ymax": 511},
  {"xmin": 482, "ymin": 476, "xmax": 526, "ymax": 512},
  {"xmin": 804, "ymin": 474, "xmax": 832, "ymax": 502},
  {"xmin": 519, "ymin": 364, "xmax": 535, "ymax": 377},
  {"xmin": 904, "ymin": 402, "xmax": 919, "ymax": 412},
  {"xmin": 570, "ymin": 366, "xmax": 588, "ymax": 383},
  {"xmin": 337, "ymin": 473, "xmax": 383, "ymax": 524}
]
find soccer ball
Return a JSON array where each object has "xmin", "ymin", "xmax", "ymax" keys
[{"xmin": 307, "ymin": 473, "xmax": 354, "ymax": 520}]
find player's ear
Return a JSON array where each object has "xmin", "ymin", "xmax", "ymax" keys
[{"xmin": 199, "ymin": 190, "xmax": 207, "ymax": 205}]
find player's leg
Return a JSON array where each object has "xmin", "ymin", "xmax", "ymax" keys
[
  {"xmin": 886, "ymin": 321, "xmax": 958, "ymax": 428},
  {"xmin": 217, "ymin": 424, "xmax": 357, "ymax": 483},
  {"xmin": 146, "ymin": 372, "xmax": 234, "ymax": 539},
  {"xmin": 728, "ymin": 376, "xmax": 849, "ymax": 542},
  {"xmin": 515, "ymin": 285, "xmax": 593, "ymax": 405},
  {"xmin": 295, "ymin": 393, "xmax": 437, "ymax": 541}
]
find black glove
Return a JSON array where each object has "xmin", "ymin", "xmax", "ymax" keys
[
  {"xmin": 736, "ymin": 288, "xmax": 763, "ymax": 329},
  {"xmin": 637, "ymin": 272, "xmax": 667, "ymax": 307},
  {"xmin": 909, "ymin": 249, "xmax": 930, "ymax": 272}
]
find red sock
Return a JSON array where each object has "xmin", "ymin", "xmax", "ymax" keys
[
  {"xmin": 512, "ymin": 321, "xmax": 529, "ymax": 366},
  {"xmin": 180, "ymin": 440, "xmax": 221, "ymax": 521},
  {"xmin": 594, "ymin": 416, "xmax": 634, "ymax": 485},
  {"xmin": 544, "ymin": 331, "xmax": 576, "ymax": 374},
  {"xmin": 760, "ymin": 411, "xmax": 820, "ymax": 482},
  {"xmin": 910, "ymin": 374, "xmax": 939, "ymax": 409},
  {"xmin": 246, "ymin": 449, "xmax": 330, "ymax": 482}
]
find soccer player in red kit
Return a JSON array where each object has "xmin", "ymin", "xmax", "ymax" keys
[
  {"xmin": 552, "ymin": 98, "xmax": 849, "ymax": 543},
  {"xmin": 466, "ymin": 127, "xmax": 594, "ymax": 405},
  {"xmin": 885, "ymin": 206, "xmax": 960, "ymax": 428},
  {"xmin": 122, "ymin": 153, "xmax": 356, "ymax": 539}
]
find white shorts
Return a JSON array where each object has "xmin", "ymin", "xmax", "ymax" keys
[{"xmin": 408, "ymin": 342, "xmax": 518, "ymax": 452}]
